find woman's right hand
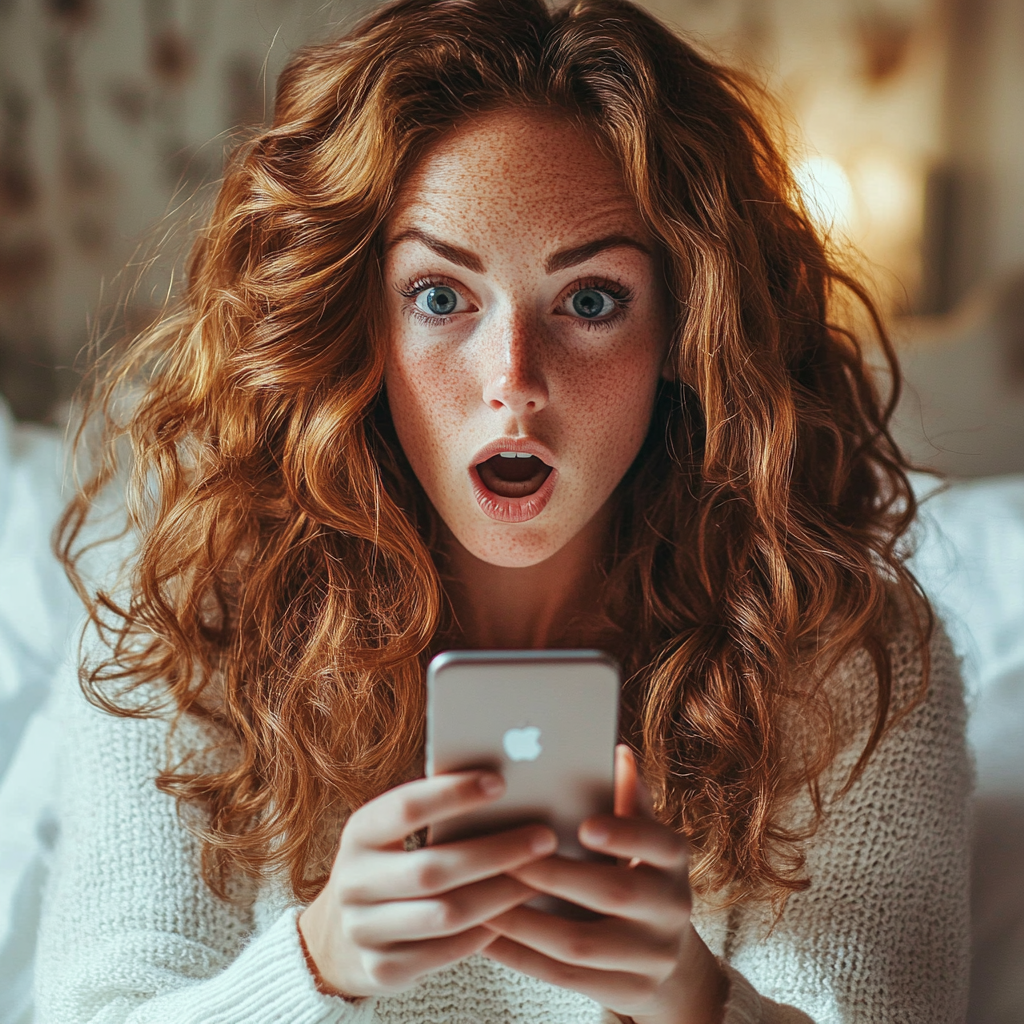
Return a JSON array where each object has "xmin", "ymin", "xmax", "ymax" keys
[{"xmin": 298, "ymin": 770, "xmax": 558, "ymax": 998}]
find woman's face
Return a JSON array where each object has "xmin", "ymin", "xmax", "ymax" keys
[{"xmin": 384, "ymin": 108, "xmax": 671, "ymax": 568}]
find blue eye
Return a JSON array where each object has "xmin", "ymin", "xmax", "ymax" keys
[
  {"xmin": 572, "ymin": 288, "xmax": 615, "ymax": 319},
  {"xmin": 416, "ymin": 285, "xmax": 458, "ymax": 316}
]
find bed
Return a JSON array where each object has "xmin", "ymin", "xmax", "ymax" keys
[{"xmin": 1, "ymin": 398, "xmax": 1021, "ymax": 1024}]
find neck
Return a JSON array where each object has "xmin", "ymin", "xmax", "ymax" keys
[{"xmin": 442, "ymin": 509, "xmax": 612, "ymax": 650}]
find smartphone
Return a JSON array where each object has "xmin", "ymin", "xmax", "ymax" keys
[{"xmin": 425, "ymin": 649, "xmax": 620, "ymax": 863}]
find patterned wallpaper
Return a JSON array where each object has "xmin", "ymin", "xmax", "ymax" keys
[
  {"xmin": 0, "ymin": 0, "xmax": 951, "ymax": 421},
  {"xmin": 0, "ymin": 0, "xmax": 372, "ymax": 419}
]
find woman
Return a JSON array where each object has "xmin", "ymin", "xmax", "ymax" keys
[{"xmin": 38, "ymin": 0, "xmax": 971, "ymax": 1021}]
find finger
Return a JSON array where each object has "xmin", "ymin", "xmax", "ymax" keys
[
  {"xmin": 361, "ymin": 927, "xmax": 497, "ymax": 991},
  {"xmin": 346, "ymin": 875, "xmax": 537, "ymax": 944},
  {"xmin": 485, "ymin": 904, "xmax": 678, "ymax": 976},
  {"xmin": 579, "ymin": 814, "xmax": 689, "ymax": 872},
  {"xmin": 508, "ymin": 856, "xmax": 690, "ymax": 927},
  {"xmin": 344, "ymin": 771, "xmax": 505, "ymax": 850},
  {"xmin": 614, "ymin": 744, "xmax": 638, "ymax": 818},
  {"xmin": 482, "ymin": 935, "xmax": 656, "ymax": 1010},
  {"xmin": 342, "ymin": 824, "xmax": 557, "ymax": 902}
]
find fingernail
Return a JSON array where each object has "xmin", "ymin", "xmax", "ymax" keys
[
  {"xmin": 478, "ymin": 772, "xmax": 504, "ymax": 797},
  {"xmin": 532, "ymin": 829, "xmax": 557, "ymax": 855},
  {"xmin": 582, "ymin": 821, "xmax": 609, "ymax": 845}
]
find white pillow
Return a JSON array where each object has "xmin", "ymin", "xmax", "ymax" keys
[
  {"xmin": 0, "ymin": 403, "xmax": 76, "ymax": 1024},
  {"xmin": 909, "ymin": 473, "xmax": 1024, "ymax": 788},
  {"xmin": 909, "ymin": 473, "xmax": 1024, "ymax": 1024}
]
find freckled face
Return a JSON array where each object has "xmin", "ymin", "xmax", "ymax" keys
[{"xmin": 384, "ymin": 108, "xmax": 671, "ymax": 568}]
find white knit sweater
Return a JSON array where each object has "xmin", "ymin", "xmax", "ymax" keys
[{"xmin": 33, "ymin": 623, "xmax": 971, "ymax": 1024}]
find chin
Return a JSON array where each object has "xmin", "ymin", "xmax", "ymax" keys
[{"xmin": 455, "ymin": 523, "xmax": 572, "ymax": 569}]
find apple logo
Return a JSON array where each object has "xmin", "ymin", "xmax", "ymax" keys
[{"xmin": 502, "ymin": 725, "xmax": 542, "ymax": 762}]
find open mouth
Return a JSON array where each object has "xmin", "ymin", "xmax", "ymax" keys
[{"xmin": 476, "ymin": 452, "xmax": 553, "ymax": 499}]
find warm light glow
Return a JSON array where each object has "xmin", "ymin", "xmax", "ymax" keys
[
  {"xmin": 793, "ymin": 155, "xmax": 856, "ymax": 234},
  {"xmin": 851, "ymin": 152, "xmax": 918, "ymax": 235}
]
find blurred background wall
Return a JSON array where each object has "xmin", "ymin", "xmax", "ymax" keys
[{"xmin": 0, "ymin": 0, "xmax": 1022, "ymax": 476}]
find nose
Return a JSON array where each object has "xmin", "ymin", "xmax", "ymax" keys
[{"xmin": 480, "ymin": 306, "xmax": 549, "ymax": 416}]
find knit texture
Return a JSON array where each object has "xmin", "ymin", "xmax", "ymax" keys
[{"xmin": 33, "ymin": 623, "xmax": 970, "ymax": 1023}]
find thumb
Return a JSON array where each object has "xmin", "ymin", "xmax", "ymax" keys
[
  {"xmin": 614, "ymin": 743, "xmax": 639, "ymax": 817},
  {"xmin": 614, "ymin": 743, "xmax": 655, "ymax": 819}
]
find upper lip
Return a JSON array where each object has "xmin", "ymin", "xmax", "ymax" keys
[{"xmin": 470, "ymin": 437, "xmax": 557, "ymax": 470}]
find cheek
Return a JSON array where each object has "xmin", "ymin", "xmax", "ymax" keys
[
  {"xmin": 385, "ymin": 350, "xmax": 446, "ymax": 473},
  {"xmin": 385, "ymin": 339, "xmax": 475, "ymax": 502},
  {"xmin": 563, "ymin": 336, "xmax": 665, "ymax": 479}
]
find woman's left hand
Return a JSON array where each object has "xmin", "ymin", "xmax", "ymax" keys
[{"xmin": 480, "ymin": 746, "xmax": 728, "ymax": 1024}]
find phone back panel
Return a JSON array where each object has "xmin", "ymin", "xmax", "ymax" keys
[{"xmin": 426, "ymin": 650, "xmax": 619, "ymax": 859}]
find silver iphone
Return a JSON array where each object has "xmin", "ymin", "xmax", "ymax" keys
[{"xmin": 425, "ymin": 649, "xmax": 620, "ymax": 861}]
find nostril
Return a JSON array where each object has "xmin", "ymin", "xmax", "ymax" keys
[{"xmin": 482, "ymin": 365, "xmax": 548, "ymax": 414}]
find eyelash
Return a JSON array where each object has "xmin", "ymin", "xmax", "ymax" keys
[
  {"xmin": 562, "ymin": 276, "xmax": 633, "ymax": 330},
  {"xmin": 395, "ymin": 275, "xmax": 634, "ymax": 328},
  {"xmin": 396, "ymin": 275, "xmax": 462, "ymax": 325}
]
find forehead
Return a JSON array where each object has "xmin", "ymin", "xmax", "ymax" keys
[{"xmin": 388, "ymin": 108, "xmax": 647, "ymax": 243}]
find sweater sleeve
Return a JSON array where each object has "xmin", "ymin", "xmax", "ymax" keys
[
  {"xmin": 720, "ymin": 623, "xmax": 972, "ymax": 1024},
  {"xmin": 33, "ymin": 637, "xmax": 378, "ymax": 1024}
]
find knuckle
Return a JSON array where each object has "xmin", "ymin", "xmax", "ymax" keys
[
  {"xmin": 455, "ymin": 772, "xmax": 482, "ymax": 796},
  {"xmin": 550, "ymin": 961, "xmax": 580, "ymax": 988},
  {"xmin": 335, "ymin": 877, "xmax": 363, "ymax": 904},
  {"xmin": 411, "ymin": 856, "xmax": 449, "ymax": 894},
  {"xmin": 397, "ymin": 797, "xmax": 426, "ymax": 830},
  {"xmin": 425, "ymin": 897, "xmax": 460, "ymax": 932},
  {"xmin": 345, "ymin": 919, "xmax": 372, "ymax": 947},
  {"xmin": 361, "ymin": 951, "xmax": 388, "ymax": 985},
  {"xmin": 628, "ymin": 975, "xmax": 659, "ymax": 1002},
  {"xmin": 342, "ymin": 910, "xmax": 370, "ymax": 946},
  {"xmin": 364, "ymin": 952, "xmax": 407, "ymax": 989},
  {"xmin": 565, "ymin": 929, "xmax": 598, "ymax": 963},
  {"xmin": 603, "ymin": 876, "xmax": 636, "ymax": 910}
]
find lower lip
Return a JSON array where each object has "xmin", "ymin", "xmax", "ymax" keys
[{"xmin": 470, "ymin": 465, "xmax": 558, "ymax": 523}]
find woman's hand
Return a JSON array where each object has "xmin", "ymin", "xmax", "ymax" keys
[
  {"xmin": 298, "ymin": 770, "xmax": 557, "ymax": 999},
  {"xmin": 481, "ymin": 747, "xmax": 728, "ymax": 1024}
]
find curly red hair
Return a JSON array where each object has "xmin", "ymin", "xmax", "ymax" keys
[{"xmin": 60, "ymin": 0, "xmax": 929, "ymax": 908}]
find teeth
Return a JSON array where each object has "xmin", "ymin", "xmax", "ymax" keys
[{"xmin": 498, "ymin": 451, "xmax": 534, "ymax": 459}]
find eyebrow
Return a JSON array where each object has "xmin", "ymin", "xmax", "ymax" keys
[
  {"xmin": 386, "ymin": 229, "xmax": 485, "ymax": 273},
  {"xmin": 386, "ymin": 229, "xmax": 652, "ymax": 275},
  {"xmin": 544, "ymin": 234, "xmax": 652, "ymax": 273}
]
